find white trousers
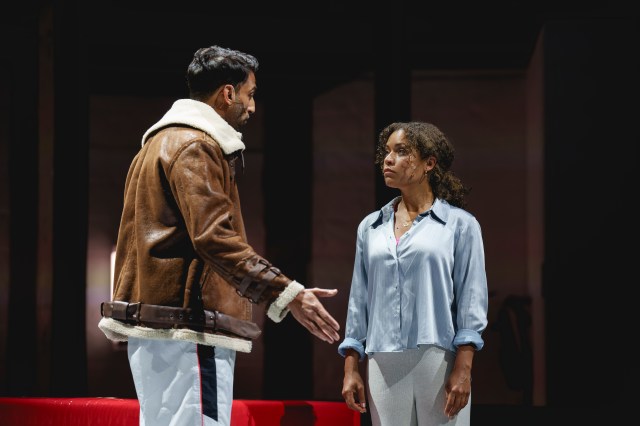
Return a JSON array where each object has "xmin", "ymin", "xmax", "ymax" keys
[
  {"xmin": 127, "ymin": 337, "xmax": 236, "ymax": 426},
  {"xmin": 367, "ymin": 345, "xmax": 471, "ymax": 426}
]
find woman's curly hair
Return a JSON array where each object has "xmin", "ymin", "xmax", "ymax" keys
[{"xmin": 374, "ymin": 121, "xmax": 470, "ymax": 208}]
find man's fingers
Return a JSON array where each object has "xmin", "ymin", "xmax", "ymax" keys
[
  {"xmin": 302, "ymin": 318, "xmax": 330, "ymax": 343},
  {"xmin": 307, "ymin": 315, "xmax": 339, "ymax": 343},
  {"xmin": 314, "ymin": 310, "xmax": 340, "ymax": 341},
  {"xmin": 292, "ymin": 289, "xmax": 341, "ymax": 342},
  {"xmin": 310, "ymin": 288, "xmax": 338, "ymax": 298},
  {"xmin": 308, "ymin": 292, "xmax": 341, "ymax": 335},
  {"xmin": 307, "ymin": 317, "xmax": 337, "ymax": 343},
  {"xmin": 315, "ymin": 321, "xmax": 337, "ymax": 343},
  {"xmin": 316, "ymin": 309, "xmax": 341, "ymax": 333}
]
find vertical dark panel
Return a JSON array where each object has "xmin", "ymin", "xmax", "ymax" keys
[
  {"xmin": 373, "ymin": 6, "xmax": 411, "ymax": 208},
  {"xmin": 4, "ymin": 3, "xmax": 39, "ymax": 397},
  {"xmin": 543, "ymin": 19, "xmax": 636, "ymax": 417},
  {"xmin": 50, "ymin": 0, "xmax": 88, "ymax": 395},
  {"xmin": 261, "ymin": 83, "xmax": 314, "ymax": 399}
]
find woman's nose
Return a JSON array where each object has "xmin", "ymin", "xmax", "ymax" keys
[{"xmin": 384, "ymin": 152, "xmax": 395, "ymax": 163}]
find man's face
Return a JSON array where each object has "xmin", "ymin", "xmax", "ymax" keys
[{"xmin": 226, "ymin": 72, "xmax": 257, "ymax": 130}]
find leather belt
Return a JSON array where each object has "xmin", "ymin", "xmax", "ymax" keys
[{"xmin": 101, "ymin": 301, "xmax": 261, "ymax": 340}]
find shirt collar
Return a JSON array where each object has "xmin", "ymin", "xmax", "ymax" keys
[{"xmin": 374, "ymin": 196, "xmax": 449, "ymax": 227}]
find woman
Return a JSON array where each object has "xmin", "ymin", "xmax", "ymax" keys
[{"xmin": 339, "ymin": 122, "xmax": 488, "ymax": 425}]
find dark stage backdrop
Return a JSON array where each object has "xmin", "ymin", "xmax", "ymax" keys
[{"xmin": 1, "ymin": 4, "xmax": 637, "ymax": 423}]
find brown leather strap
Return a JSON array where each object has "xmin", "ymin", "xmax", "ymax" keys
[
  {"xmin": 101, "ymin": 301, "xmax": 261, "ymax": 340},
  {"xmin": 237, "ymin": 261, "xmax": 268, "ymax": 296},
  {"xmin": 245, "ymin": 268, "xmax": 280, "ymax": 303},
  {"xmin": 236, "ymin": 259, "xmax": 282, "ymax": 303}
]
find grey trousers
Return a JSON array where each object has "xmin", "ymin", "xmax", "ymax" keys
[{"xmin": 367, "ymin": 345, "xmax": 471, "ymax": 426}]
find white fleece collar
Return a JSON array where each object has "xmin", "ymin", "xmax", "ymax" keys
[{"xmin": 141, "ymin": 99, "xmax": 245, "ymax": 155}]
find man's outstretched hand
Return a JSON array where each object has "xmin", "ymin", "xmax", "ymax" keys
[{"xmin": 288, "ymin": 288, "xmax": 340, "ymax": 343}]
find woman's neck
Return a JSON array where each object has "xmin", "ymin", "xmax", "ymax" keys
[{"xmin": 398, "ymin": 191, "xmax": 435, "ymax": 215}]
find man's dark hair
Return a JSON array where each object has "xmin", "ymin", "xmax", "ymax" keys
[{"xmin": 186, "ymin": 45, "xmax": 259, "ymax": 101}]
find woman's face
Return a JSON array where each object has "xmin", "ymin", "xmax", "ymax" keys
[{"xmin": 382, "ymin": 129, "xmax": 427, "ymax": 189}]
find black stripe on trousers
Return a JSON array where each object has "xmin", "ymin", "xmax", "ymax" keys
[{"xmin": 197, "ymin": 345, "xmax": 218, "ymax": 421}]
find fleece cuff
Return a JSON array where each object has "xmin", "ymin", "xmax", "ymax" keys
[{"xmin": 266, "ymin": 280, "xmax": 305, "ymax": 323}]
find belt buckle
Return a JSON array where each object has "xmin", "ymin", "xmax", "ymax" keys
[
  {"xmin": 212, "ymin": 310, "xmax": 219, "ymax": 331},
  {"xmin": 205, "ymin": 310, "xmax": 218, "ymax": 331},
  {"xmin": 127, "ymin": 302, "xmax": 142, "ymax": 322}
]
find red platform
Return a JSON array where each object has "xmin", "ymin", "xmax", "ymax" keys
[{"xmin": 0, "ymin": 397, "xmax": 360, "ymax": 426}]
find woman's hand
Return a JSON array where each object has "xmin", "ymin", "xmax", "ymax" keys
[
  {"xmin": 444, "ymin": 345, "xmax": 474, "ymax": 418},
  {"xmin": 342, "ymin": 350, "xmax": 367, "ymax": 413}
]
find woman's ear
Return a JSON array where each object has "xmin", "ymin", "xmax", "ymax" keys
[{"xmin": 424, "ymin": 155, "xmax": 437, "ymax": 173}]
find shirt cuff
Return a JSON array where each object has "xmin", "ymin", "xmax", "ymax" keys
[
  {"xmin": 453, "ymin": 329, "xmax": 485, "ymax": 351},
  {"xmin": 266, "ymin": 280, "xmax": 305, "ymax": 323},
  {"xmin": 338, "ymin": 337, "xmax": 366, "ymax": 361}
]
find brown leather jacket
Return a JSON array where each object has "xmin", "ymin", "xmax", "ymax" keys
[{"xmin": 99, "ymin": 99, "xmax": 302, "ymax": 352}]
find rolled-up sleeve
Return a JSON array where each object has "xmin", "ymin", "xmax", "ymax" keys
[
  {"xmin": 338, "ymin": 219, "xmax": 369, "ymax": 361},
  {"xmin": 452, "ymin": 217, "xmax": 488, "ymax": 351}
]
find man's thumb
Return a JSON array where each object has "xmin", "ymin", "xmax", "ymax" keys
[{"xmin": 315, "ymin": 288, "xmax": 338, "ymax": 297}]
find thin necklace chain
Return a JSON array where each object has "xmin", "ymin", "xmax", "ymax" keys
[{"xmin": 396, "ymin": 198, "xmax": 433, "ymax": 230}]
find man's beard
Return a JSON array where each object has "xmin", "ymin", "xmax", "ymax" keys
[{"xmin": 229, "ymin": 103, "xmax": 248, "ymax": 129}]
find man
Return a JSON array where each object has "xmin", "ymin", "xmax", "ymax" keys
[{"xmin": 98, "ymin": 45, "xmax": 341, "ymax": 426}]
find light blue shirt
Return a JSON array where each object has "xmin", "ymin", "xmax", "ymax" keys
[{"xmin": 338, "ymin": 197, "xmax": 488, "ymax": 360}]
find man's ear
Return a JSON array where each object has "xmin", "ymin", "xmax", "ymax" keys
[
  {"xmin": 225, "ymin": 84, "xmax": 235, "ymax": 102},
  {"xmin": 203, "ymin": 86, "xmax": 229, "ymax": 111}
]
